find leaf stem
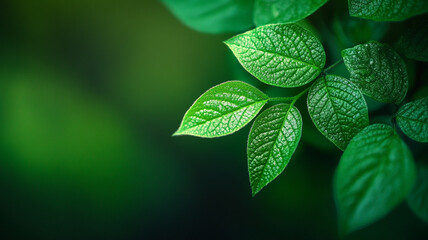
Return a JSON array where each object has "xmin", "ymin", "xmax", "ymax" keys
[
  {"xmin": 293, "ymin": 88, "xmax": 310, "ymax": 102},
  {"xmin": 323, "ymin": 59, "xmax": 343, "ymax": 73},
  {"xmin": 268, "ymin": 88, "xmax": 310, "ymax": 105},
  {"xmin": 269, "ymin": 96, "xmax": 295, "ymax": 102}
]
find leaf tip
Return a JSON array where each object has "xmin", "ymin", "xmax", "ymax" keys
[
  {"xmin": 172, "ymin": 129, "xmax": 183, "ymax": 137},
  {"xmin": 251, "ymin": 190, "xmax": 259, "ymax": 197},
  {"xmin": 250, "ymin": 183, "xmax": 262, "ymax": 197},
  {"xmin": 223, "ymin": 39, "xmax": 232, "ymax": 48}
]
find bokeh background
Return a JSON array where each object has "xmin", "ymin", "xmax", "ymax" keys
[{"xmin": 0, "ymin": 0, "xmax": 427, "ymax": 239}]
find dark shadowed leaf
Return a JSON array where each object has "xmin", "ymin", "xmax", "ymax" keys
[
  {"xmin": 348, "ymin": 0, "xmax": 428, "ymax": 21},
  {"xmin": 396, "ymin": 97, "xmax": 428, "ymax": 142},
  {"xmin": 254, "ymin": 0, "xmax": 328, "ymax": 26},
  {"xmin": 342, "ymin": 41, "xmax": 408, "ymax": 104},
  {"xmin": 335, "ymin": 124, "xmax": 416, "ymax": 234},
  {"xmin": 161, "ymin": 0, "xmax": 254, "ymax": 34}
]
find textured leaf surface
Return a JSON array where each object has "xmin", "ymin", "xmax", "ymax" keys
[
  {"xmin": 396, "ymin": 97, "xmax": 428, "ymax": 142},
  {"xmin": 307, "ymin": 75, "xmax": 369, "ymax": 150},
  {"xmin": 335, "ymin": 124, "xmax": 416, "ymax": 234},
  {"xmin": 161, "ymin": 0, "xmax": 254, "ymax": 34},
  {"xmin": 407, "ymin": 164, "xmax": 428, "ymax": 225},
  {"xmin": 342, "ymin": 41, "xmax": 408, "ymax": 104},
  {"xmin": 254, "ymin": 0, "xmax": 328, "ymax": 26},
  {"xmin": 174, "ymin": 81, "xmax": 268, "ymax": 137},
  {"xmin": 248, "ymin": 104, "xmax": 302, "ymax": 195},
  {"xmin": 348, "ymin": 0, "xmax": 428, "ymax": 21},
  {"xmin": 225, "ymin": 24, "xmax": 326, "ymax": 87},
  {"xmin": 396, "ymin": 17, "xmax": 428, "ymax": 62}
]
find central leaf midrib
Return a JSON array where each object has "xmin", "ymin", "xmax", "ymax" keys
[
  {"xmin": 323, "ymin": 78, "xmax": 348, "ymax": 148},
  {"xmin": 231, "ymin": 44, "xmax": 321, "ymax": 70},
  {"xmin": 182, "ymin": 99, "xmax": 267, "ymax": 133},
  {"xmin": 398, "ymin": 115, "xmax": 427, "ymax": 125},
  {"xmin": 255, "ymin": 105, "xmax": 294, "ymax": 191}
]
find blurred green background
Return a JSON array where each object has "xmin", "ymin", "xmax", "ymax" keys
[{"xmin": 0, "ymin": 0, "xmax": 427, "ymax": 239}]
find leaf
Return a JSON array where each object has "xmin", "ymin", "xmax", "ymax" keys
[
  {"xmin": 254, "ymin": 0, "xmax": 328, "ymax": 26},
  {"xmin": 407, "ymin": 164, "xmax": 428, "ymax": 225},
  {"xmin": 174, "ymin": 81, "xmax": 268, "ymax": 138},
  {"xmin": 396, "ymin": 97, "xmax": 428, "ymax": 142},
  {"xmin": 334, "ymin": 124, "xmax": 416, "ymax": 234},
  {"xmin": 307, "ymin": 75, "xmax": 369, "ymax": 150},
  {"xmin": 225, "ymin": 23, "xmax": 326, "ymax": 88},
  {"xmin": 248, "ymin": 104, "xmax": 302, "ymax": 196},
  {"xmin": 395, "ymin": 16, "xmax": 428, "ymax": 62},
  {"xmin": 161, "ymin": 0, "xmax": 254, "ymax": 34},
  {"xmin": 348, "ymin": 0, "xmax": 428, "ymax": 21},
  {"xmin": 342, "ymin": 41, "xmax": 408, "ymax": 104}
]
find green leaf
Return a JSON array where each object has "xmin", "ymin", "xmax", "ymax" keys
[
  {"xmin": 395, "ymin": 17, "xmax": 428, "ymax": 62},
  {"xmin": 225, "ymin": 23, "xmax": 326, "ymax": 88},
  {"xmin": 174, "ymin": 81, "xmax": 268, "ymax": 138},
  {"xmin": 335, "ymin": 124, "xmax": 416, "ymax": 234},
  {"xmin": 407, "ymin": 164, "xmax": 428, "ymax": 225},
  {"xmin": 248, "ymin": 104, "xmax": 302, "ymax": 196},
  {"xmin": 342, "ymin": 41, "xmax": 408, "ymax": 104},
  {"xmin": 307, "ymin": 75, "xmax": 369, "ymax": 150},
  {"xmin": 161, "ymin": 0, "xmax": 254, "ymax": 34},
  {"xmin": 254, "ymin": 0, "xmax": 328, "ymax": 26},
  {"xmin": 396, "ymin": 97, "xmax": 428, "ymax": 142},
  {"xmin": 348, "ymin": 0, "xmax": 428, "ymax": 21}
]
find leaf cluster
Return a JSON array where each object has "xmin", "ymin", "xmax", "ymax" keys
[{"xmin": 167, "ymin": 0, "xmax": 428, "ymax": 236}]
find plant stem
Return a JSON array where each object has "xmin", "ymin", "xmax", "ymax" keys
[
  {"xmin": 268, "ymin": 88, "xmax": 310, "ymax": 105},
  {"xmin": 294, "ymin": 88, "xmax": 310, "ymax": 101},
  {"xmin": 324, "ymin": 59, "xmax": 343, "ymax": 73},
  {"xmin": 290, "ymin": 88, "xmax": 309, "ymax": 106},
  {"xmin": 269, "ymin": 96, "xmax": 295, "ymax": 102}
]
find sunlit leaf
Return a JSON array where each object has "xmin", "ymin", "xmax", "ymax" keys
[
  {"xmin": 225, "ymin": 23, "xmax": 326, "ymax": 87},
  {"xmin": 174, "ymin": 81, "xmax": 268, "ymax": 137},
  {"xmin": 248, "ymin": 104, "xmax": 302, "ymax": 195}
]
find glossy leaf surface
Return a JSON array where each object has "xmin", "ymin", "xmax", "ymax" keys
[
  {"xmin": 225, "ymin": 24, "xmax": 326, "ymax": 87},
  {"xmin": 307, "ymin": 75, "xmax": 369, "ymax": 150},
  {"xmin": 248, "ymin": 104, "xmax": 302, "ymax": 195},
  {"xmin": 174, "ymin": 81, "xmax": 268, "ymax": 137},
  {"xmin": 397, "ymin": 97, "xmax": 428, "ymax": 142},
  {"xmin": 342, "ymin": 41, "xmax": 408, "ymax": 104}
]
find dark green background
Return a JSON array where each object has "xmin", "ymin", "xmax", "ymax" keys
[{"xmin": 0, "ymin": 0, "xmax": 426, "ymax": 239}]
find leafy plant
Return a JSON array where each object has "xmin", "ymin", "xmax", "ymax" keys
[{"xmin": 165, "ymin": 0, "xmax": 428, "ymax": 236}]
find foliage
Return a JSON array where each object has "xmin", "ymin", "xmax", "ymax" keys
[
  {"xmin": 165, "ymin": 0, "xmax": 428, "ymax": 236},
  {"xmin": 334, "ymin": 124, "xmax": 416, "ymax": 234}
]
